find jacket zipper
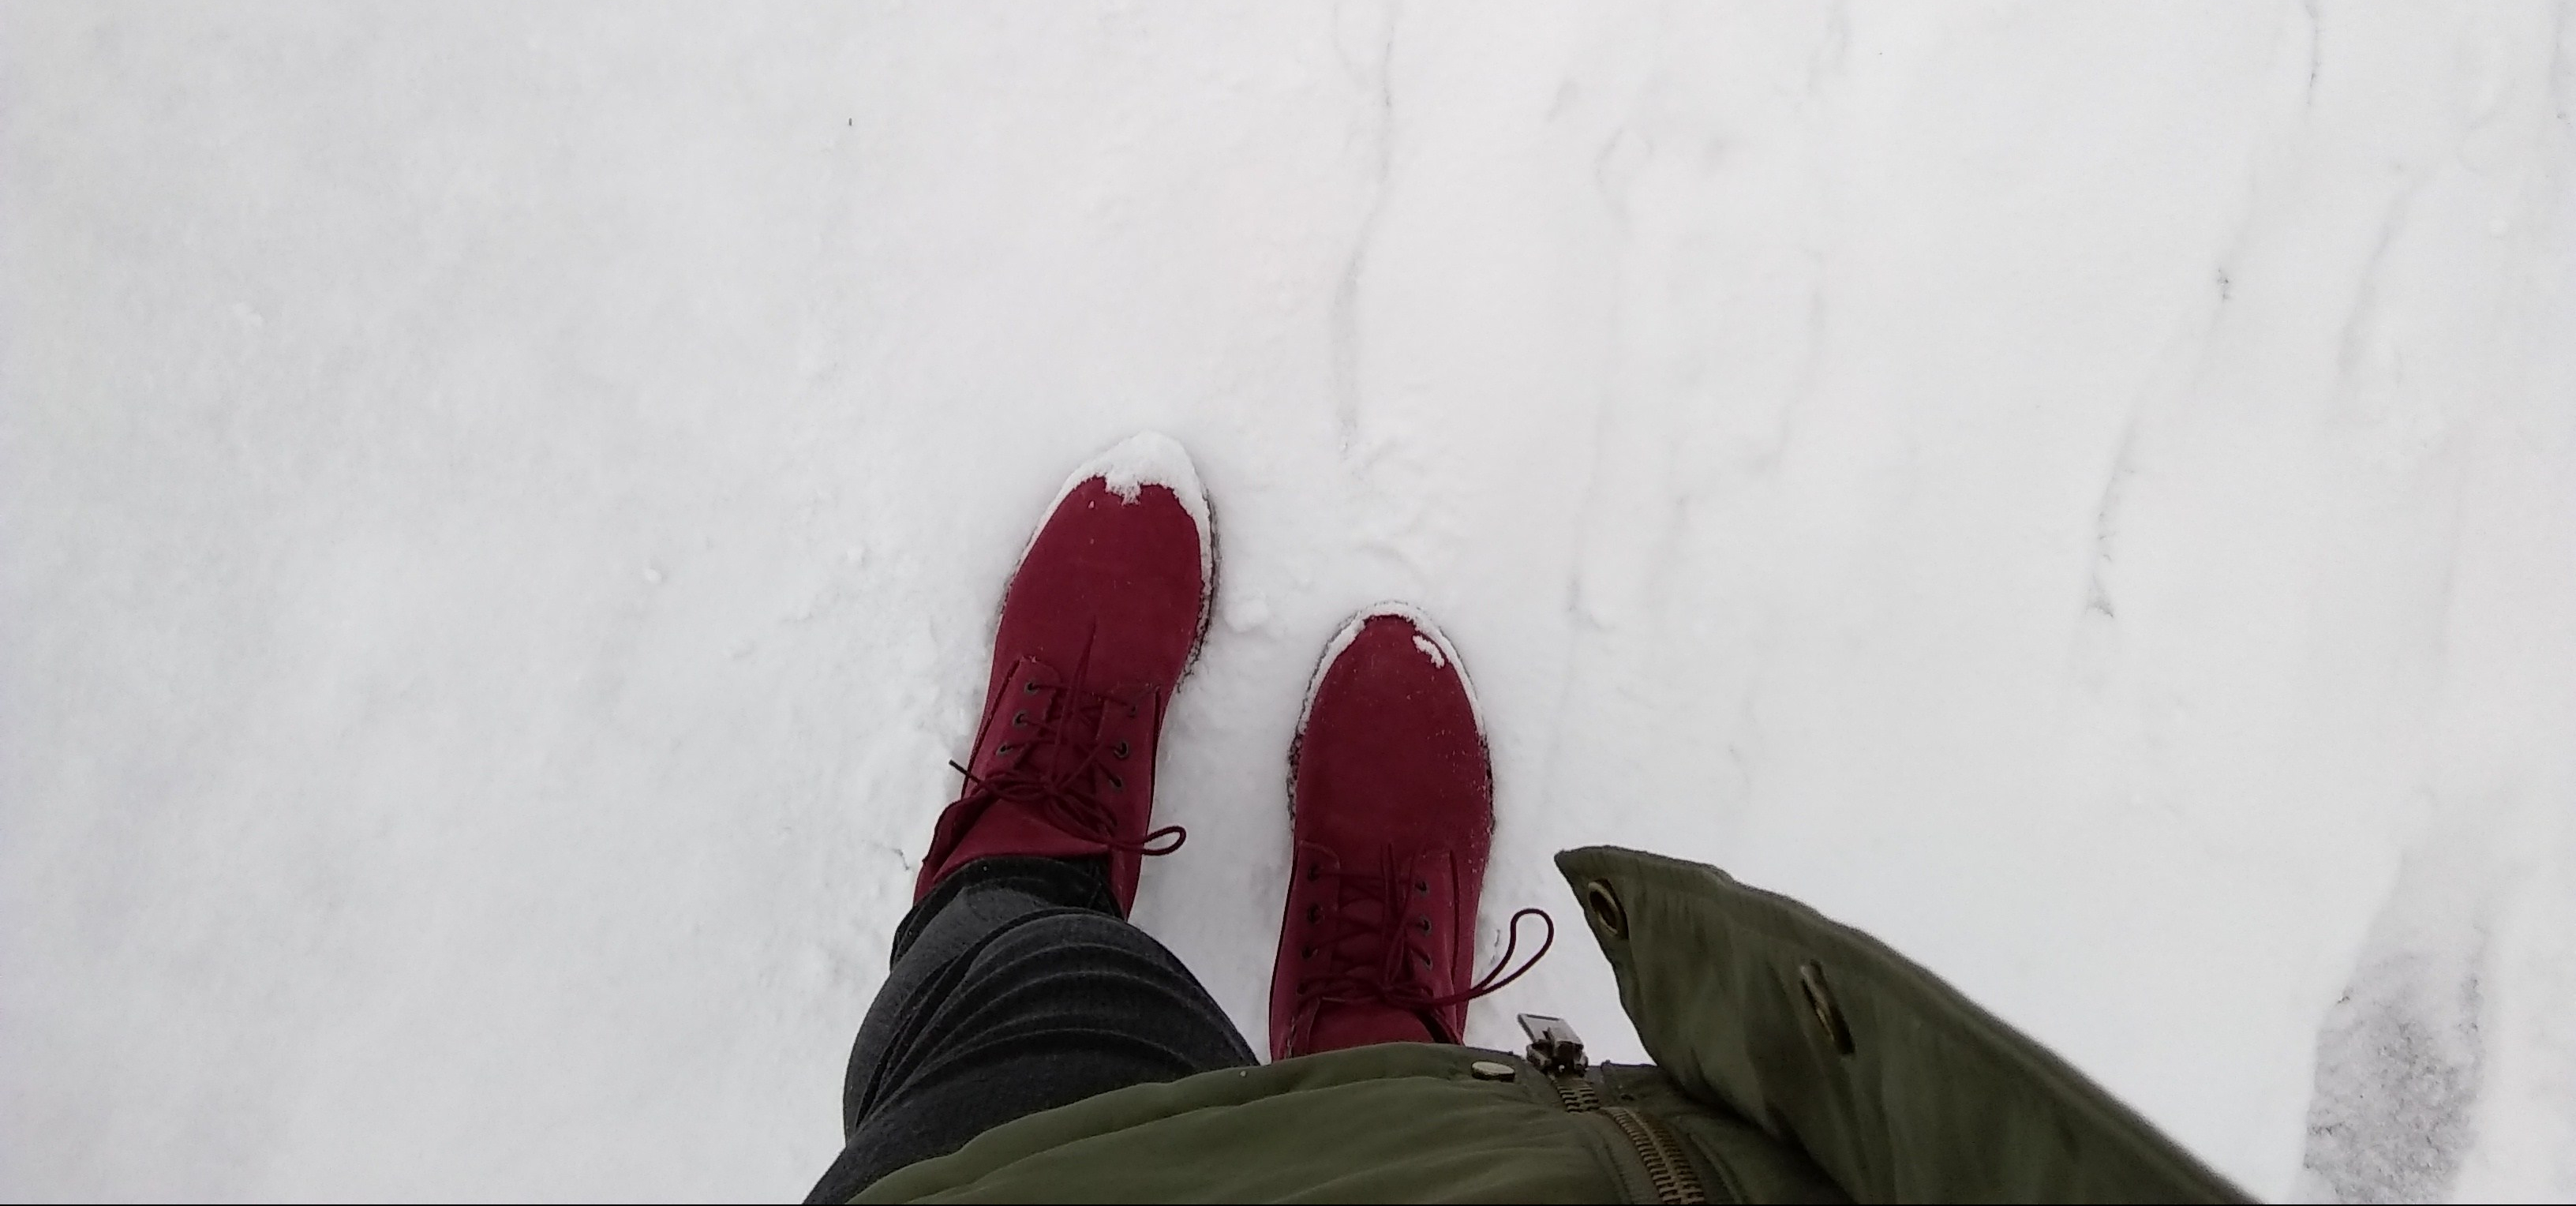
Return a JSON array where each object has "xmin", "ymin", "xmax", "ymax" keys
[
  {"xmin": 1543, "ymin": 1072, "xmax": 1602, "ymax": 1113},
  {"xmin": 1598, "ymin": 1105, "xmax": 1710, "ymax": 1205},
  {"xmin": 1520, "ymin": 1014, "xmax": 1709, "ymax": 1205}
]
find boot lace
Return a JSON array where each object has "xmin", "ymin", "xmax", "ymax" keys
[
  {"xmin": 1293, "ymin": 846, "xmax": 1552, "ymax": 1043},
  {"xmin": 942, "ymin": 644, "xmax": 1185, "ymax": 860}
]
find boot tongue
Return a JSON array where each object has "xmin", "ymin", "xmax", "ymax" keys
[
  {"xmin": 1023, "ymin": 684, "xmax": 1106, "ymax": 781},
  {"xmin": 1297, "ymin": 857, "xmax": 1448, "ymax": 1051},
  {"xmin": 942, "ymin": 672, "xmax": 1120, "ymax": 867}
]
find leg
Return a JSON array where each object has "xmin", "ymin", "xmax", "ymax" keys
[
  {"xmin": 1269, "ymin": 605, "xmax": 1550, "ymax": 1058},
  {"xmin": 811, "ymin": 436, "xmax": 1223, "ymax": 1199},
  {"xmin": 805, "ymin": 856, "xmax": 1256, "ymax": 1204}
]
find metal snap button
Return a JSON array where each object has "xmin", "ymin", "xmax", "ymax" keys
[
  {"xmin": 1469, "ymin": 1060, "xmax": 1518, "ymax": 1081},
  {"xmin": 1582, "ymin": 879, "xmax": 1627, "ymax": 939},
  {"xmin": 1798, "ymin": 961, "xmax": 1854, "ymax": 1055}
]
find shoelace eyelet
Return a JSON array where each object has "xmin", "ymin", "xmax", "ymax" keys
[
  {"xmin": 1414, "ymin": 916, "xmax": 1432, "ymax": 934},
  {"xmin": 1113, "ymin": 740, "xmax": 1129, "ymax": 759},
  {"xmin": 939, "ymin": 647, "xmax": 1188, "ymax": 871}
]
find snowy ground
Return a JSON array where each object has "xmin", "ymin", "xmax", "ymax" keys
[{"xmin": 6, "ymin": 3, "xmax": 2573, "ymax": 1201}]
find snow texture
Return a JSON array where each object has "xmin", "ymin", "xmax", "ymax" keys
[{"xmin": 5, "ymin": 3, "xmax": 2574, "ymax": 1202}]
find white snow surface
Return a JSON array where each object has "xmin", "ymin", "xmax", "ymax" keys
[{"xmin": 5, "ymin": 4, "xmax": 2573, "ymax": 1202}]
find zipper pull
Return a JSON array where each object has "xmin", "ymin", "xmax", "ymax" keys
[{"xmin": 1517, "ymin": 1013, "xmax": 1588, "ymax": 1076}]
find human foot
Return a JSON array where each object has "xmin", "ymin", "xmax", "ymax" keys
[
  {"xmin": 912, "ymin": 433, "xmax": 1214, "ymax": 914},
  {"xmin": 1270, "ymin": 605, "xmax": 1548, "ymax": 1058}
]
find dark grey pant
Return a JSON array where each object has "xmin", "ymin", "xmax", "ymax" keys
[{"xmin": 804, "ymin": 856, "xmax": 1259, "ymax": 1204}]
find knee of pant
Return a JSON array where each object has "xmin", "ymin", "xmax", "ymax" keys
[{"xmin": 974, "ymin": 908, "xmax": 1165, "ymax": 972}]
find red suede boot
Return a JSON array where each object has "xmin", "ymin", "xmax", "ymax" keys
[
  {"xmin": 1270, "ymin": 605, "xmax": 1551, "ymax": 1059},
  {"xmin": 912, "ymin": 433, "xmax": 1214, "ymax": 914}
]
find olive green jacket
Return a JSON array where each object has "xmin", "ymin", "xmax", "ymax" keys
[{"xmin": 853, "ymin": 847, "xmax": 2252, "ymax": 1204}]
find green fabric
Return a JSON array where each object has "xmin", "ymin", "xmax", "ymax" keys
[
  {"xmin": 850, "ymin": 846, "xmax": 2252, "ymax": 1204},
  {"xmin": 1555, "ymin": 847, "xmax": 2248, "ymax": 1204},
  {"xmin": 1597, "ymin": 1066, "xmax": 1848, "ymax": 1204},
  {"xmin": 853, "ymin": 1043, "xmax": 1627, "ymax": 1203}
]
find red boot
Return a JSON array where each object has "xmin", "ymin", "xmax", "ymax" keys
[
  {"xmin": 1270, "ymin": 605, "xmax": 1551, "ymax": 1059},
  {"xmin": 913, "ymin": 433, "xmax": 1215, "ymax": 914}
]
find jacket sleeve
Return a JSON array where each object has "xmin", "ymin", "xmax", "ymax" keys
[{"xmin": 1556, "ymin": 846, "xmax": 2254, "ymax": 1204}]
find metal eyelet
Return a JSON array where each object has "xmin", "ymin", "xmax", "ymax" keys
[
  {"xmin": 1414, "ymin": 879, "xmax": 1428, "ymax": 894},
  {"xmin": 1417, "ymin": 953, "xmax": 1432, "ymax": 968},
  {"xmin": 1012, "ymin": 710, "xmax": 1028, "ymax": 727},
  {"xmin": 1106, "ymin": 773, "xmax": 1125, "ymax": 790},
  {"xmin": 1306, "ymin": 904, "xmax": 1322, "ymax": 923},
  {"xmin": 1023, "ymin": 680, "xmax": 1040, "ymax": 694},
  {"xmin": 1582, "ymin": 879, "xmax": 1627, "ymax": 940},
  {"xmin": 1414, "ymin": 916, "xmax": 1432, "ymax": 933},
  {"xmin": 1113, "ymin": 740, "xmax": 1130, "ymax": 759}
]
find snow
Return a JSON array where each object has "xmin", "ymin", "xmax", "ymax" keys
[
  {"xmin": 1412, "ymin": 635, "xmax": 1447, "ymax": 669},
  {"xmin": 3, "ymin": 3, "xmax": 2571, "ymax": 1202}
]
